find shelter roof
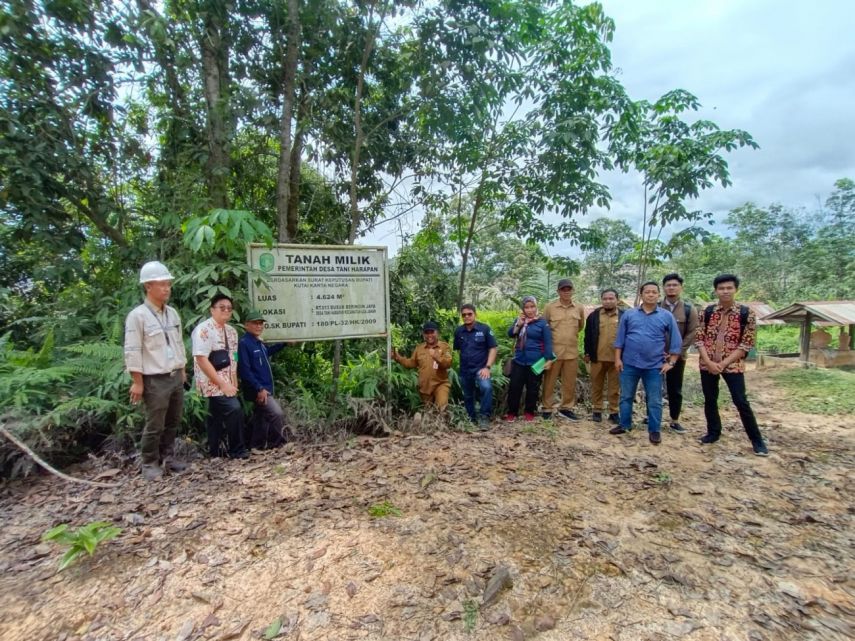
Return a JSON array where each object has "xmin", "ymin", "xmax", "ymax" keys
[{"xmin": 761, "ymin": 301, "xmax": 855, "ymax": 326}]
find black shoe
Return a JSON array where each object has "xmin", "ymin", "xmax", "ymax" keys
[
  {"xmin": 541, "ymin": 412, "xmax": 553, "ymax": 420},
  {"xmin": 230, "ymin": 450, "xmax": 250, "ymax": 459},
  {"xmin": 591, "ymin": 412, "xmax": 602, "ymax": 423},
  {"xmin": 649, "ymin": 432, "xmax": 661, "ymax": 445},
  {"xmin": 557, "ymin": 409, "xmax": 580, "ymax": 421},
  {"xmin": 607, "ymin": 413, "xmax": 619, "ymax": 424},
  {"xmin": 699, "ymin": 434, "xmax": 719, "ymax": 444},
  {"xmin": 670, "ymin": 422, "xmax": 687, "ymax": 434},
  {"xmin": 752, "ymin": 441, "xmax": 769, "ymax": 457},
  {"xmin": 609, "ymin": 426, "xmax": 630, "ymax": 435}
]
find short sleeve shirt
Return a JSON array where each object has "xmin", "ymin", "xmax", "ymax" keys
[
  {"xmin": 453, "ymin": 322, "xmax": 498, "ymax": 373},
  {"xmin": 191, "ymin": 318, "xmax": 239, "ymax": 397}
]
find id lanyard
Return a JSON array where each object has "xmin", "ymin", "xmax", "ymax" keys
[{"xmin": 147, "ymin": 305, "xmax": 176, "ymax": 360}]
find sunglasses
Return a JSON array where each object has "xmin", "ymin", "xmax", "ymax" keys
[
  {"xmin": 214, "ymin": 305, "xmax": 233, "ymax": 311},
  {"xmin": 461, "ymin": 312, "xmax": 474, "ymax": 317}
]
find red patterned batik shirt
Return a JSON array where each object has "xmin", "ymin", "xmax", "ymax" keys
[{"xmin": 694, "ymin": 303, "xmax": 757, "ymax": 374}]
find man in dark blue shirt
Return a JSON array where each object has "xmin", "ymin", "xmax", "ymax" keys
[
  {"xmin": 237, "ymin": 309, "xmax": 288, "ymax": 449},
  {"xmin": 610, "ymin": 282, "xmax": 682, "ymax": 445},
  {"xmin": 453, "ymin": 304, "xmax": 498, "ymax": 429}
]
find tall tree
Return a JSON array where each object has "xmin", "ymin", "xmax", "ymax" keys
[{"xmin": 608, "ymin": 89, "xmax": 758, "ymax": 296}]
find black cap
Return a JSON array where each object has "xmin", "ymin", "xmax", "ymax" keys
[
  {"xmin": 557, "ymin": 278, "xmax": 574, "ymax": 290},
  {"xmin": 422, "ymin": 321, "xmax": 439, "ymax": 331}
]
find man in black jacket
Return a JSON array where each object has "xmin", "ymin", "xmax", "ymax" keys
[{"xmin": 583, "ymin": 289, "xmax": 623, "ymax": 424}]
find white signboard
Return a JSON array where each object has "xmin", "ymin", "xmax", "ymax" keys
[{"xmin": 246, "ymin": 243, "xmax": 390, "ymax": 342}]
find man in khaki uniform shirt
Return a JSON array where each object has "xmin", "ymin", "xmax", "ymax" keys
[
  {"xmin": 583, "ymin": 289, "xmax": 623, "ymax": 424},
  {"xmin": 124, "ymin": 261, "xmax": 188, "ymax": 481},
  {"xmin": 542, "ymin": 279, "xmax": 585, "ymax": 420},
  {"xmin": 392, "ymin": 321, "xmax": 453, "ymax": 409}
]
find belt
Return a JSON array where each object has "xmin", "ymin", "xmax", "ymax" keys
[{"xmin": 144, "ymin": 369, "xmax": 183, "ymax": 378}]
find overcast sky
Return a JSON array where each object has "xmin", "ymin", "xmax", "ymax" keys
[{"xmin": 364, "ymin": 0, "xmax": 855, "ymax": 255}]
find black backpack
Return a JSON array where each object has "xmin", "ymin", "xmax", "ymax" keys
[{"xmin": 703, "ymin": 304, "xmax": 750, "ymax": 341}]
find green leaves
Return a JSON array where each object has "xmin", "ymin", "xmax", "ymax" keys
[
  {"xmin": 42, "ymin": 521, "xmax": 122, "ymax": 570},
  {"xmin": 182, "ymin": 209, "xmax": 273, "ymax": 256}
]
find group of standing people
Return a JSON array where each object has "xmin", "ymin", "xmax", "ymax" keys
[
  {"xmin": 125, "ymin": 259, "xmax": 769, "ymax": 481},
  {"xmin": 124, "ymin": 262, "xmax": 289, "ymax": 481},
  {"xmin": 396, "ymin": 273, "xmax": 769, "ymax": 456}
]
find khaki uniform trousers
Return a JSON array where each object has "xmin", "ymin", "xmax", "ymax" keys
[
  {"xmin": 420, "ymin": 381, "xmax": 450, "ymax": 410},
  {"xmin": 590, "ymin": 360, "xmax": 619, "ymax": 413},
  {"xmin": 542, "ymin": 358, "xmax": 578, "ymax": 411}
]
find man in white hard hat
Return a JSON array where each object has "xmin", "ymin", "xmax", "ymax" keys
[{"xmin": 124, "ymin": 261, "xmax": 188, "ymax": 480}]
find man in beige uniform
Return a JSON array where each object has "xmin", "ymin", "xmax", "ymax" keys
[
  {"xmin": 542, "ymin": 278, "xmax": 585, "ymax": 420},
  {"xmin": 124, "ymin": 261, "xmax": 188, "ymax": 481},
  {"xmin": 392, "ymin": 321, "xmax": 453, "ymax": 409}
]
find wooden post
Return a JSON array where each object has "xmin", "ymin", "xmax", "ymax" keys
[
  {"xmin": 850, "ymin": 324, "xmax": 854, "ymax": 350},
  {"xmin": 800, "ymin": 312, "xmax": 813, "ymax": 367}
]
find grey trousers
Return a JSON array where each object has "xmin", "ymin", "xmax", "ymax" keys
[
  {"xmin": 141, "ymin": 372, "xmax": 184, "ymax": 464},
  {"xmin": 248, "ymin": 396, "xmax": 287, "ymax": 449}
]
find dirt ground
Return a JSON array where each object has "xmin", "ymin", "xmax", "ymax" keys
[{"xmin": 1, "ymin": 362, "xmax": 853, "ymax": 641}]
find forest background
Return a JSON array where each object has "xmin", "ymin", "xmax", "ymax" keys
[{"xmin": 1, "ymin": 0, "xmax": 853, "ymax": 475}]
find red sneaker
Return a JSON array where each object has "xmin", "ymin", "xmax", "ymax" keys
[
  {"xmin": 503, "ymin": 413, "xmax": 517, "ymax": 422},
  {"xmin": 524, "ymin": 412, "xmax": 536, "ymax": 422}
]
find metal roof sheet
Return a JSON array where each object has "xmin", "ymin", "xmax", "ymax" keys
[{"xmin": 761, "ymin": 301, "xmax": 855, "ymax": 325}]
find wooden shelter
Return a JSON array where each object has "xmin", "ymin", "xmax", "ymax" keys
[{"xmin": 761, "ymin": 301, "xmax": 855, "ymax": 366}]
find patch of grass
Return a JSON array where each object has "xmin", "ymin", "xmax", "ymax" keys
[
  {"xmin": 272, "ymin": 464, "xmax": 286, "ymax": 475},
  {"xmin": 771, "ymin": 368, "xmax": 855, "ymax": 414},
  {"xmin": 521, "ymin": 419, "xmax": 558, "ymax": 439},
  {"xmin": 463, "ymin": 599, "xmax": 478, "ymax": 633},
  {"xmin": 368, "ymin": 500, "xmax": 402, "ymax": 518},
  {"xmin": 653, "ymin": 471, "xmax": 672, "ymax": 485}
]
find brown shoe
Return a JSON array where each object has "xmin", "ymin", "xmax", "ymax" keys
[
  {"xmin": 142, "ymin": 464, "xmax": 163, "ymax": 481},
  {"xmin": 163, "ymin": 458, "xmax": 187, "ymax": 473}
]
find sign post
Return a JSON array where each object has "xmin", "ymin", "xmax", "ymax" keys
[{"xmin": 246, "ymin": 245, "xmax": 391, "ymax": 371}]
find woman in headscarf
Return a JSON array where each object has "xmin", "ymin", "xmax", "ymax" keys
[{"xmin": 505, "ymin": 296, "xmax": 553, "ymax": 421}]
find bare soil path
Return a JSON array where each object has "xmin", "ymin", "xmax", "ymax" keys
[{"xmin": 1, "ymin": 365, "xmax": 853, "ymax": 641}]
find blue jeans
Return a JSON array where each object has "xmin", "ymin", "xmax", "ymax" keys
[
  {"xmin": 460, "ymin": 371, "xmax": 493, "ymax": 420},
  {"xmin": 619, "ymin": 364, "xmax": 663, "ymax": 432}
]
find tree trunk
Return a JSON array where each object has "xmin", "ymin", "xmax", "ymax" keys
[
  {"xmin": 276, "ymin": 0, "xmax": 301, "ymax": 243},
  {"xmin": 457, "ymin": 184, "xmax": 485, "ymax": 310},
  {"xmin": 286, "ymin": 89, "xmax": 309, "ymax": 239},
  {"xmin": 347, "ymin": 1, "xmax": 383, "ymax": 244},
  {"xmin": 201, "ymin": 12, "xmax": 230, "ymax": 209}
]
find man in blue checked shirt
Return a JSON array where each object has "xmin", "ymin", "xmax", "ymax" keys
[
  {"xmin": 610, "ymin": 282, "xmax": 683, "ymax": 445},
  {"xmin": 238, "ymin": 309, "xmax": 289, "ymax": 449}
]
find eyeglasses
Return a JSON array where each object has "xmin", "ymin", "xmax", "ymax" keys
[
  {"xmin": 461, "ymin": 312, "xmax": 474, "ymax": 317},
  {"xmin": 214, "ymin": 305, "xmax": 233, "ymax": 312}
]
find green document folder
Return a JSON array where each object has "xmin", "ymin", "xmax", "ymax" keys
[{"xmin": 531, "ymin": 357, "xmax": 548, "ymax": 375}]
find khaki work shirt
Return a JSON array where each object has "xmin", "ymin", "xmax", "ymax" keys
[
  {"xmin": 398, "ymin": 341, "xmax": 452, "ymax": 395},
  {"xmin": 124, "ymin": 300, "xmax": 187, "ymax": 375},
  {"xmin": 543, "ymin": 300, "xmax": 585, "ymax": 360},
  {"xmin": 596, "ymin": 308, "xmax": 620, "ymax": 362},
  {"xmin": 660, "ymin": 298, "xmax": 699, "ymax": 357}
]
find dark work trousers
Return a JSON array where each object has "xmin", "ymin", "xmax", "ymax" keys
[
  {"xmin": 664, "ymin": 357, "xmax": 687, "ymax": 421},
  {"xmin": 507, "ymin": 361, "xmax": 543, "ymax": 416},
  {"xmin": 248, "ymin": 396, "xmax": 287, "ymax": 450},
  {"xmin": 700, "ymin": 370, "xmax": 764, "ymax": 444},
  {"xmin": 207, "ymin": 395, "xmax": 247, "ymax": 457},
  {"xmin": 140, "ymin": 372, "xmax": 184, "ymax": 465}
]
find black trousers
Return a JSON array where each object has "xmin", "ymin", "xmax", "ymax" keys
[
  {"xmin": 207, "ymin": 396, "xmax": 247, "ymax": 457},
  {"xmin": 507, "ymin": 361, "xmax": 543, "ymax": 415},
  {"xmin": 700, "ymin": 370, "xmax": 763, "ymax": 444},
  {"xmin": 664, "ymin": 357, "xmax": 686, "ymax": 421}
]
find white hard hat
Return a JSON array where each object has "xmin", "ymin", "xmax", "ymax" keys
[{"xmin": 139, "ymin": 261, "xmax": 174, "ymax": 283}]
